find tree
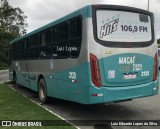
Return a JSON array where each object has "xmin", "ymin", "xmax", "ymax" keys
[
  {"xmin": 0, "ymin": 0, "xmax": 28, "ymax": 35},
  {"xmin": 0, "ymin": 0, "xmax": 27, "ymax": 67}
]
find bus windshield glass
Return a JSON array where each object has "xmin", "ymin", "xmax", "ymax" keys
[{"xmin": 96, "ymin": 10, "xmax": 152, "ymax": 42}]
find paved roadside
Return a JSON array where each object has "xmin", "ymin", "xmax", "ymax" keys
[
  {"xmin": 9, "ymin": 82, "xmax": 160, "ymax": 129},
  {"xmin": 0, "ymin": 69, "xmax": 9, "ymax": 84}
]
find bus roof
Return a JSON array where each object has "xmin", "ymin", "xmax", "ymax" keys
[{"xmin": 10, "ymin": 5, "xmax": 92, "ymax": 44}]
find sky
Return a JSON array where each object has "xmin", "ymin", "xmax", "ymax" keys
[{"xmin": 9, "ymin": 0, "xmax": 160, "ymax": 38}]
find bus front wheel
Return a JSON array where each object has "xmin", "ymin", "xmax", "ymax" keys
[
  {"xmin": 13, "ymin": 71, "xmax": 17, "ymax": 84},
  {"xmin": 38, "ymin": 78, "xmax": 48, "ymax": 104}
]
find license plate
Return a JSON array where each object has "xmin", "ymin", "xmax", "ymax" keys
[{"xmin": 124, "ymin": 74, "xmax": 136, "ymax": 79}]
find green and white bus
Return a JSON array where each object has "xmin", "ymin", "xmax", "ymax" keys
[{"xmin": 9, "ymin": 5, "xmax": 159, "ymax": 104}]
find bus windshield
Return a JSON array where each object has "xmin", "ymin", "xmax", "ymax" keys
[{"xmin": 96, "ymin": 10, "xmax": 152, "ymax": 42}]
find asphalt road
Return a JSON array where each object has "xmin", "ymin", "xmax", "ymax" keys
[
  {"xmin": 0, "ymin": 70, "xmax": 9, "ymax": 84},
  {"xmin": 0, "ymin": 70, "xmax": 160, "ymax": 129}
]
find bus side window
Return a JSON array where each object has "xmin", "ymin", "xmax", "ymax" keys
[
  {"xmin": 45, "ymin": 29, "xmax": 52, "ymax": 58},
  {"xmin": 40, "ymin": 46, "xmax": 47, "ymax": 58},
  {"xmin": 19, "ymin": 40, "xmax": 23, "ymax": 60},
  {"xmin": 69, "ymin": 16, "xmax": 82, "ymax": 58},
  {"xmin": 24, "ymin": 38, "xmax": 29, "ymax": 59},
  {"xmin": 55, "ymin": 25, "xmax": 61, "ymax": 42},
  {"xmin": 45, "ymin": 29, "xmax": 52, "ymax": 45},
  {"xmin": 51, "ymin": 22, "xmax": 69, "ymax": 59},
  {"xmin": 61, "ymin": 22, "xmax": 68, "ymax": 41},
  {"xmin": 23, "ymin": 39, "xmax": 27, "ymax": 59},
  {"xmin": 31, "ymin": 35, "xmax": 36, "ymax": 59},
  {"xmin": 39, "ymin": 32, "xmax": 47, "ymax": 59},
  {"xmin": 58, "ymin": 22, "xmax": 69, "ymax": 58},
  {"xmin": 42, "ymin": 33, "xmax": 45, "ymax": 46}
]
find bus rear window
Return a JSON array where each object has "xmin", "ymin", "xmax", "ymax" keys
[{"xmin": 96, "ymin": 10, "xmax": 152, "ymax": 43}]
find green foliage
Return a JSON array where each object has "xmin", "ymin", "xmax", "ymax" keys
[
  {"xmin": 0, "ymin": 0, "xmax": 28, "ymax": 69},
  {"xmin": 0, "ymin": 61, "xmax": 8, "ymax": 70},
  {"xmin": 0, "ymin": 0, "xmax": 28, "ymax": 35},
  {"xmin": 0, "ymin": 84, "xmax": 75, "ymax": 129},
  {"xmin": 0, "ymin": 51, "xmax": 8, "ymax": 70}
]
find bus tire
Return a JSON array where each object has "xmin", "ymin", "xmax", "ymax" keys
[
  {"xmin": 13, "ymin": 71, "xmax": 17, "ymax": 84},
  {"xmin": 38, "ymin": 78, "xmax": 48, "ymax": 104}
]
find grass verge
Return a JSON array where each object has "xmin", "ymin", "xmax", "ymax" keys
[{"xmin": 0, "ymin": 84, "xmax": 76, "ymax": 129}]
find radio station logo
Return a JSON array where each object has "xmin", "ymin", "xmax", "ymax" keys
[{"xmin": 100, "ymin": 18, "xmax": 119, "ymax": 38}]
